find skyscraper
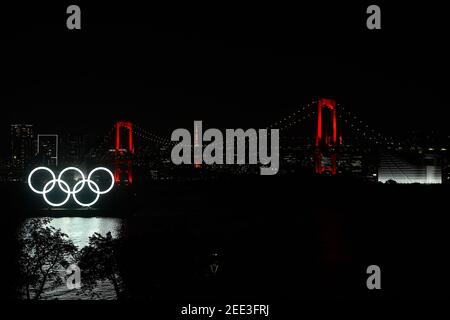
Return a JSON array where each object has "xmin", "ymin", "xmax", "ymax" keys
[
  {"xmin": 11, "ymin": 124, "xmax": 34, "ymax": 170},
  {"xmin": 61, "ymin": 133, "xmax": 88, "ymax": 164}
]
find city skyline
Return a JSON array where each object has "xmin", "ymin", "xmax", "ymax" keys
[{"xmin": 4, "ymin": 97, "xmax": 450, "ymax": 186}]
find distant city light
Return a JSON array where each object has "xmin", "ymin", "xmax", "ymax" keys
[{"xmin": 378, "ymin": 154, "xmax": 442, "ymax": 184}]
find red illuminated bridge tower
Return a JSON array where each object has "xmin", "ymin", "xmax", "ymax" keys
[
  {"xmin": 114, "ymin": 121, "xmax": 133, "ymax": 184},
  {"xmin": 315, "ymin": 98, "xmax": 340, "ymax": 175}
]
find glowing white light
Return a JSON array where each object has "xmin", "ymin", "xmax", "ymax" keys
[
  {"xmin": 72, "ymin": 179, "xmax": 100, "ymax": 207},
  {"xmin": 28, "ymin": 166, "xmax": 115, "ymax": 207},
  {"xmin": 42, "ymin": 179, "xmax": 71, "ymax": 207},
  {"xmin": 58, "ymin": 167, "xmax": 86, "ymax": 193},
  {"xmin": 87, "ymin": 167, "xmax": 115, "ymax": 194},
  {"xmin": 28, "ymin": 167, "xmax": 56, "ymax": 194},
  {"xmin": 378, "ymin": 155, "xmax": 442, "ymax": 184}
]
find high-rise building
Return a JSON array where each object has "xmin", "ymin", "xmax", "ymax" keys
[
  {"xmin": 37, "ymin": 134, "xmax": 59, "ymax": 166},
  {"xmin": 11, "ymin": 124, "xmax": 34, "ymax": 169},
  {"xmin": 61, "ymin": 133, "xmax": 89, "ymax": 164}
]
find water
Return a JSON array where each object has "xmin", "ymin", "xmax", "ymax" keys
[
  {"xmin": 49, "ymin": 217, "xmax": 122, "ymax": 249},
  {"xmin": 21, "ymin": 217, "xmax": 123, "ymax": 300}
]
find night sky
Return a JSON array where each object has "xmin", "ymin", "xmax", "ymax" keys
[{"xmin": 3, "ymin": 3, "xmax": 449, "ymax": 154}]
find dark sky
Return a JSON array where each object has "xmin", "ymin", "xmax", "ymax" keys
[{"xmin": 3, "ymin": 3, "xmax": 449, "ymax": 154}]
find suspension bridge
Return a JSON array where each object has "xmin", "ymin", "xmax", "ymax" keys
[{"xmin": 93, "ymin": 98, "xmax": 444, "ymax": 184}]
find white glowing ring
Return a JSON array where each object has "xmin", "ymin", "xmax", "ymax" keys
[
  {"xmin": 42, "ymin": 179, "xmax": 71, "ymax": 207},
  {"xmin": 57, "ymin": 167, "xmax": 86, "ymax": 194},
  {"xmin": 72, "ymin": 179, "xmax": 100, "ymax": 207},
  {"xmin": 87, "ymin": 167, "xmax": 115, "ymax": 194},
  {"xmin": 28, "ymin": 167, "xmax": 56, "ymax": 194},
  {"xmin": 27, "ymin": 166, "xmax": 115, "ymax": 207}
]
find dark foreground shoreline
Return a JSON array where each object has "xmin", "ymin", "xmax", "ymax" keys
[{"xmin": 3, "ymin": 175, "xmax": 450, "ymax": 301}]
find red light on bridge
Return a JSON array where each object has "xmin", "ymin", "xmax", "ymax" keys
[
  {"xmin": 115, "ymin": 121, "xmax": 134, "ymax": 184},
  {"xmin": 115, "ymin": 121, "xmax": 134, "ymax": 154},
  {"xmin": 316, "ymin": 98, "xmax": 337, "ymax": 148},
  {"xmin": 315, "ymin": 98, "xmax": 338, "ymax": 175}
]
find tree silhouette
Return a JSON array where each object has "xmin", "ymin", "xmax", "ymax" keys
[
  {"xmin": 77, "ymin": 232, "xmax": 124, "ymax": 299},
  {"xmin": 18, "ymin": 218, "xmax": 77, "ymax": 300}
]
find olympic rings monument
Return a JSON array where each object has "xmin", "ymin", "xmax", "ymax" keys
[{"xmin": 28, "ymin": 167, "xmax": 115, "ymax": 207}]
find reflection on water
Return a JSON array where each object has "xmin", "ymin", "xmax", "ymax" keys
[
  {"xmin": 49, "ymin": 217, "xmax": 123, "ymax": 249},
  {"xmin": 21, "ymin": 217, "xmax": 123, "ymax": 300}
]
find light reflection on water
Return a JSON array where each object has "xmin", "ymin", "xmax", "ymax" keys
[
  {"xmin": 22, "ymin": 217, "xmax": 123, "ymax": 300},
  {"xmin": 49, "ymin": 217, "xmax": 123, "ymax": 249}
]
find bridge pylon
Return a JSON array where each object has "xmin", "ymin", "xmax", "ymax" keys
[
  {"xmin": 315, "ymin": 98, "xmax": 339, "ymax": 175},
  {"xmin": 114, "ymin": 121, "xmax": 134, "ymax": 184}
]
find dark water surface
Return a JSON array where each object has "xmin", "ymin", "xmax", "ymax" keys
[{"xmin": 5, "ymin": 177, "xmax": 450, "ymax": 301}]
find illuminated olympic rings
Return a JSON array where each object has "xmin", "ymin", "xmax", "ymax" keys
[{"xmin": 28, "ymin": 167, "xmax": 115, "ymax": 207}]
